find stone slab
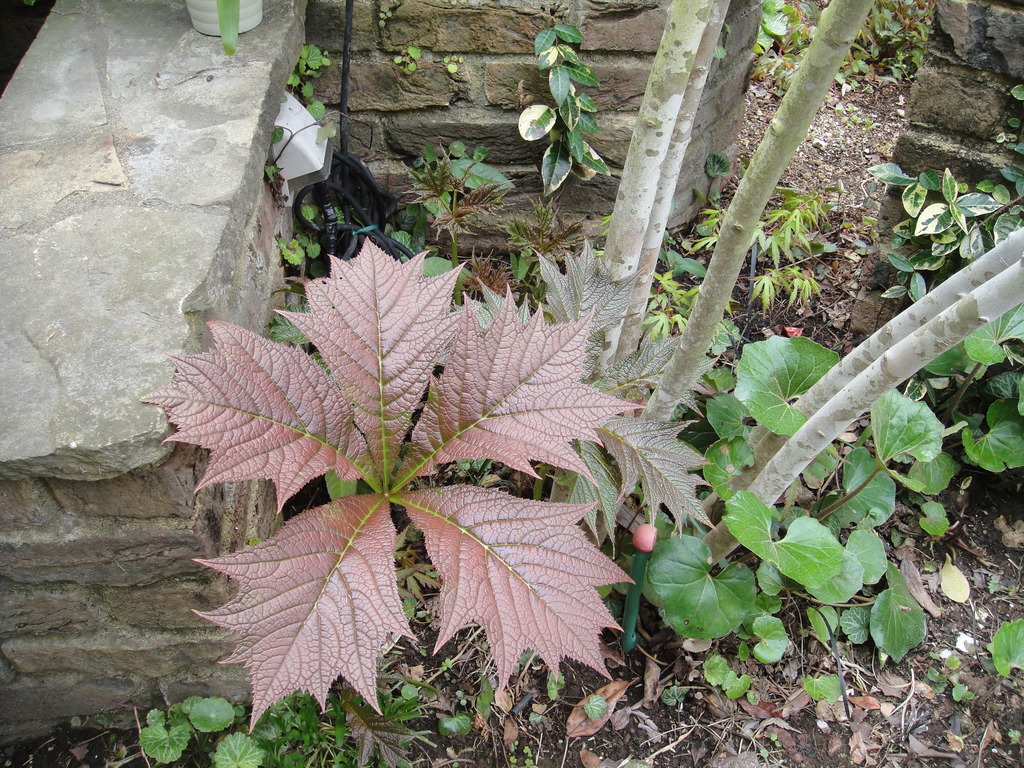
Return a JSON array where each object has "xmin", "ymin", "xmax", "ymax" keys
[
  {"xmin": 0, "ymin": 133, "xmax": 128, "ymax": 230},
  {"xmin": 0, "ymin": 0, "xmax": 108, "ymax": 148},
  {"xmin": 0, "ymin": 206, "xmax": 225, "ymax": 480}
]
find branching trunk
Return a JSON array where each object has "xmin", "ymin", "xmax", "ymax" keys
[
  {"xmin": 597, "ymin": 0, "xmax": 718, "ymax": 372},
  {"xmin": 703, "ymin": 239, "xmax": 1024, "ymax": 561},
  {"xmin": 701, "ymin": 228, "xmax": 1024, "ymax": 523},
  {"xmin": 610, "ymin": 0, "xmax": 729, "ymax": 365},
  {"xmin": 643, "ymin": 0, "xmax": 876, "ymax": 421}
]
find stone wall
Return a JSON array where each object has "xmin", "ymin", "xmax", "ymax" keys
[
  {"xmin": 304, "ymin": 0, "xmax": 763, "ymax": 246},
  {"xmin": 0, "ymin": 0, "xmax": 306, "ymax": 742},
  {"xmin": 891, "ymin": 0, "xmax": 1024, "ymax": 188}
]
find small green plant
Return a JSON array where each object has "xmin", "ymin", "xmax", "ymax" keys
[
  {"xmin": 754, "ymin": 0, "xmax": 934, "ymax": 93},
  {"xmin": 407, "ymin": 142, "xmax": 513, "ymax": 266},
  {"xmin": 287, "ymin": 45, "xmax": 331, "ymax": 119},
  {"xmin": 702, "ymin": 654, "xmax": 751, "ymax": 699},
  {"xmin": 518, "ymin": 24, "xmax": 608, "ymax": 194},
  {"xmin": 139, "ymin": 696, "xmax": 261, "ymax": 766},
  {"xmin": 869, "ymin": 163, "xmax": 1011, "ymax": 300},
  {"xmin": 659, "ymin": 683, "xmax": 687, "ymax": 708},
  {"xmin": 393, "ymin": 45, "xmax": 421, "ymax": 74},
  {"xmin": 442, "ymin": 54, "xmax": 463, "ymax": 74}
]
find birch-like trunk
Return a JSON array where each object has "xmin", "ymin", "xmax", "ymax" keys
[
  {"xmin": 609, "ymin": 0, "xmax": 730, "ymax": 365},
  {"xmin": 644, "ymin": 0, "xmax": 876, "ymax": 421},
  {"xmin": 596, "ymin": 0, "xmax": 717, "ymax": 372},
  {"xmin": 703, "ymin": 236, "xmax": 1024, "ymax": 561}
]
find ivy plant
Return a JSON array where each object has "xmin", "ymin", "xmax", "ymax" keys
[{"xmin": 518, "ymin": 24, "xmax": 609, "ymax": 194}]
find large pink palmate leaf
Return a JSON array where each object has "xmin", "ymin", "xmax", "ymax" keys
[
  {"xmin": 400, "ymin": 486, "xmax": 625, "ymax": 683},
  {"xmin": 407, "ymin": 294, "xmax": 630, "ymax": 480},
  {"xmin": 145, "ymin": 242, "xmax": 630, "ymax": 723},
  {"xmin": 145, "ymin": 321, "xmax": 365, "ymax": 508},
  {"xmin": 196, "ymin": 494, "xmax": 411, "ymax": 723}
]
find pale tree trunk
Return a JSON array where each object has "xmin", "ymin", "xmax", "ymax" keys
[
  {"xmin": 700, "ymin": 226, "xmax": 1024, "ymax": 524},
  {"xmin": 596, "ymin": 0, "xmax": 719, "ymax": 372},
  {"xmin": 609, "ymin": 0, "xmax": 730, "ymax": 366},
  {"xmin": 643, "ymin": 0, "xmax": 877, "ymax": 421},
  {"xmin": 704, "ymin": 234, "xmax": 1024, "ymax": 561}
]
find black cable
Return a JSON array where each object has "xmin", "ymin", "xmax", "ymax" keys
[{"xmin": 291, "ymin": 0, "xmax": 414, "ymax": 262}]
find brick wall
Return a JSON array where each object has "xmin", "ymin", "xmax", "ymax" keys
[
  {"xmin": 304, "ymin": 0, "xmax": 763, "ymax": 247},
  {"xmin": 891, "ymin": 0, "xmax": 1024, "ymax": 188}
]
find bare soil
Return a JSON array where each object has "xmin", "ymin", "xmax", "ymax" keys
[{"xmin": 6, "ymin": 81, "xmax": 1024, "ymax": 768}]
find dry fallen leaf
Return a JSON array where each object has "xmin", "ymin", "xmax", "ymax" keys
[
  {"xmin": 908, "ymin": 735, "xmax": 958, "ymax": 759},
  {"xmin": 940, "ymin": 556, "xmax": 970, "ymax": 603},
  {"xmin": 566, "ymin": 680, "xmax": 634, "ymax": 738},
  {"xmin": 849, "ymin": 729, "xmax": 878, "ymax": 766},
  {"xmin": 900, "ymin": 559, "xmax": 943, "ymax": 618},
  {"xmin": 493, "ymin": 689, "xmax": 514, "ymax": 713},
  {"xmin": 502, "ymin": 717, "xmax": 519, "ymax": 748},
  {"xmin": 641, "ymin": 656, "xmax": 662, "ymax": 708},
  {"xmin": 848, "ymin": 695, "xmax": 882, "ymax": 711},
  {"xmin": 580, "ymin": 749, "xmax": 604, "ymax": 768},
  {"xmin": 995, "ymin": 515, "xmax": 1024, "ymax": 549}
]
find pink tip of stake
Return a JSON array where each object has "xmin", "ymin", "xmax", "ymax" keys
[{"xmin": 632, "ymin": 523, "xmax": 657, "ymax": 553}]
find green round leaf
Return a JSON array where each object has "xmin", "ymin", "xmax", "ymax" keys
[
  {"xmin": 648, "ymin": 535, "xmax": 756, "ymax": 639},
  {"xmin": 439, "ymin": 713, "xmax": 473, "ymax": 736},
  {"xmin": 706, "ymin": 393, "xmax": 750, "ymax": 439},
  {"xmin": 846, "ymin": 530, "xmax": 886, "ymax": 585},
  {"xmin": 964, "ymin": 304, "xmax": 1024, "ymax": 365},
  {"xmin": 871, "ymin": 390, "xmax": 943, "ymax": 463},
  {"xmin": 990, "ymin": 619, "xmax": 1024, "ymax": 676},
  {"xmin": 703, "ymin": 436, "xmax": 753, "ymax": 501},
  {"xmin": 803, "ymin": 674, "xmax": 842, "ymax": 702},
  {"xmin": 870, "ymin": 565, "xmax": 926, "ymax": 661},
  {"xmin": 807, "ymin": 548, "xmax": 864, "ymax": 605},
  {"xmin": 735, "ymin": 337, "xmax": 839, "ymax": 435},
  {"xmin": 962, "ymin": 400, "xmax": 1024, "ymax": 472},
  {"xmin": 840, "ymin": 605, "xmax": 871, "ymax": 644},
  {"xmin": 906, "ymin": 452, "xmax": 957, "ymax": 495},
  {"xmin": 213, "ymin": 733, "xmax": 264, "ymax": 768},
  {"xmin": 827, "ymin": 446, "xmax": 895, "ymax": 528},
  {"xmin": 139, "ymin": 724, "xmax": 191, "ymax": 764},
  {"xmin": 752, "ymin": 615, "xmax": 788, "ymax": 663},
  {"xmin": 188, "ymin": 697, "xmax": 236, "ymax": 733},
  {"xmin": 723, "ymin": 492, "xmax": 843, "ymax": 588}
]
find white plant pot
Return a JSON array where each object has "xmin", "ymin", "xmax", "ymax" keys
[{"xmin": 185, "ymin": 0, "xmax": 263, "ymax": 38}]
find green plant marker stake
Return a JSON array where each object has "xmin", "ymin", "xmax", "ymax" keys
[{"xmin": 622, "ymin": 524, "xmax": 657, "ymax": 653}]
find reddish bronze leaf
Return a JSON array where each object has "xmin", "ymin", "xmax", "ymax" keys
[
  {"xmin": 409, "ymin": 296, "xmax": 631, "ymax": 479},
  {"xmin": 401, "ymin": 486, "xmax": 627, "ymax": 685},
  {"xmin": 145, "ymin": 321, "xmax": 364, "ymax": 509},
  {"xmin": 197, "ymin": 495, "xmax": 411, "ymax": 722},
  {"xmin": 284, "ymin": 247, "xmax": 459, "ymax": 475},
  {"xmin": 146, "ymin": 242, "xmax": 638, "ymax": 725}
]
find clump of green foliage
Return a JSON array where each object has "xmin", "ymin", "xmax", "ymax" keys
[
  {"xmin": 754, "ymin": 0, "xmax": 935, "ymax": 92},
  {"xmin": 518, "ymin": 24, "xmax": 609, "ymax": 194},
  {"xmin": 140, "ymin": 688, "xmax": 428, "ymax": 768},
  {"xmin": 406, "ymin": 142, "xmax": 513, "ymax": 267}
]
